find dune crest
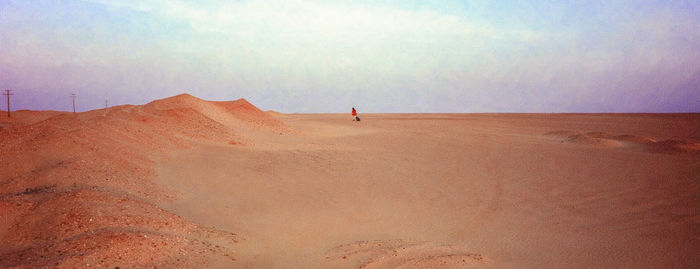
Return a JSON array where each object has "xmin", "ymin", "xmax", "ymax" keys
[
  {"xmin": 145, "ymin": 94, "xmax": 295, "ymax": 135},
  {"xmin": 212, "ymin": 98, "xmax": 294, "ymax": 132}
]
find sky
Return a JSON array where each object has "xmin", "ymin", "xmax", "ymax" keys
[{"xmin": 1, "ymin": 0, "xmax": 699, "ymax": 113}]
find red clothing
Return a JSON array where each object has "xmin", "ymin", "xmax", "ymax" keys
[{"xmin": 352, "ymin": 108, "xmax": 357, "ymax": 116}]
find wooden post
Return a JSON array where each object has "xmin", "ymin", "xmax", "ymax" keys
[{"xmin": 71, "ymin": 93, "xmax": 76, "ymax": 115}]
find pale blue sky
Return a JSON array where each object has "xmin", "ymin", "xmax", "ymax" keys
[{"xmin": 1, "ymin": 0, "xmax": 699, "ymax": 112}]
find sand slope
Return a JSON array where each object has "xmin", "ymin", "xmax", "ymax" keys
[
  {"xmin": 2, "ymin": 99, "xmax": 699, "ymax": 268},
  {"xmin": 156, "ymin": 113, "xmax": 699, "ymax": 268}
]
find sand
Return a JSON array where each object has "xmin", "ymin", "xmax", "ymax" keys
[{"xmin": 1, "ymin": 95, "xmax": 699, "ymax": 268}]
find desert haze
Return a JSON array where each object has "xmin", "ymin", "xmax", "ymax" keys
[{"xmin": 1, "ymin": 94, "xmax": 698, "ymax": 268}]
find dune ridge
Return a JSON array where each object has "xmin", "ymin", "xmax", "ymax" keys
[{"xmin": 0, "ymin": 94, "xmax": 288, "ymax": 268}]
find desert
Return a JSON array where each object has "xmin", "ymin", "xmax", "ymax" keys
[
  {"xmin": 1, "ymin": 94, "xmax": 698, "ymax": 268},
  {"xmin": 3, "ymin": 1, "xmax": 700, "ymax": 268}
]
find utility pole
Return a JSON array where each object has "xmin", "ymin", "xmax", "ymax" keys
[
  {"xmin": 105, "ymin": 99, "xmax": 108, "ymax": 109},
  {"xmin": 3, "ymin": 89, "xmax": 12, "ymax": 118},
  {"xmin": 71, "ymin": 93, "xmax": 76, "ymax": 115}
]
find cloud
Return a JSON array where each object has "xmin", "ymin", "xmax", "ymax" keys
[
  {"xmin": 83, "ymin": 0, "xmax": 543, "ymax": 53},
  {"xmin": 2, "ymin": 1, "xmax": 699, "ymax": 112}
]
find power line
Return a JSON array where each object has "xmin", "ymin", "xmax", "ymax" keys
[
  {"xmin": 3, "ymin": 89, "xmax": 12, "ymax": 118},
  {"xmin": 70, "ymin": 93, "xmax": 76, "ymax": 115}
]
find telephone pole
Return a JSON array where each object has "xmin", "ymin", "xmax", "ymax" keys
[
  {"xmin": 3, "ymin": 89, "xmax": 12, "ymax": 118},
  {"xmin": 70, "ymin": 93, "xmax": 76, "ymax": 115}
]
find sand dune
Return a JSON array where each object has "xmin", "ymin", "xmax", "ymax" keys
[
  {"xmin": 145, "ymin": 94, "xmax": 293, "ymax": 135},
  {"xmin": 0, "ymin": 94, "xmax": 288, "ymax": 268},
  {"xmin": 2, "ymin": 98, "xmax": 699, "ymax": 268}
]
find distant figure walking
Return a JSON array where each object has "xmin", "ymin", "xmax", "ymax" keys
[{"xmin": 352, "ymin": 107, "xmax": 360, "ymax": 121}]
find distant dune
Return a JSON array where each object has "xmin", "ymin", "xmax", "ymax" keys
[{"xmin": 1, "ymin": 98, "xmax": 699, "ymax": 268}]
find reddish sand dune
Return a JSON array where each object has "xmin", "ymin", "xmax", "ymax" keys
[
  {"xmin": 0, "ymin": 94, "xmax": 288, "ymax": 268},
  {"xmin": 144, "ymin": 94, "xmax": 293, "ymax": 135},
  {"xmin": 2, "ymin": 100, "xmax": 699, "ymax": 268},
  {"xmin": 212, "ymin": 99, "xmax": 286, "ymax": 128}
]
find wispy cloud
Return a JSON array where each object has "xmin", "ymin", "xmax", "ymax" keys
[{"xmin": 2, "ymin": 1, "xmax": 699, "ymax": 112}]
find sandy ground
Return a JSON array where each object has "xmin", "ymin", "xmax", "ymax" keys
[{"xmin": 1, "ymin": 95, "xmax": 699, "ymax": 268}]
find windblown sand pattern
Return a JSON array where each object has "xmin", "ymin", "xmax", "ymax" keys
[{"xmin": 324, "ymin": 240, "xmax": 487, "ymax": 268}]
